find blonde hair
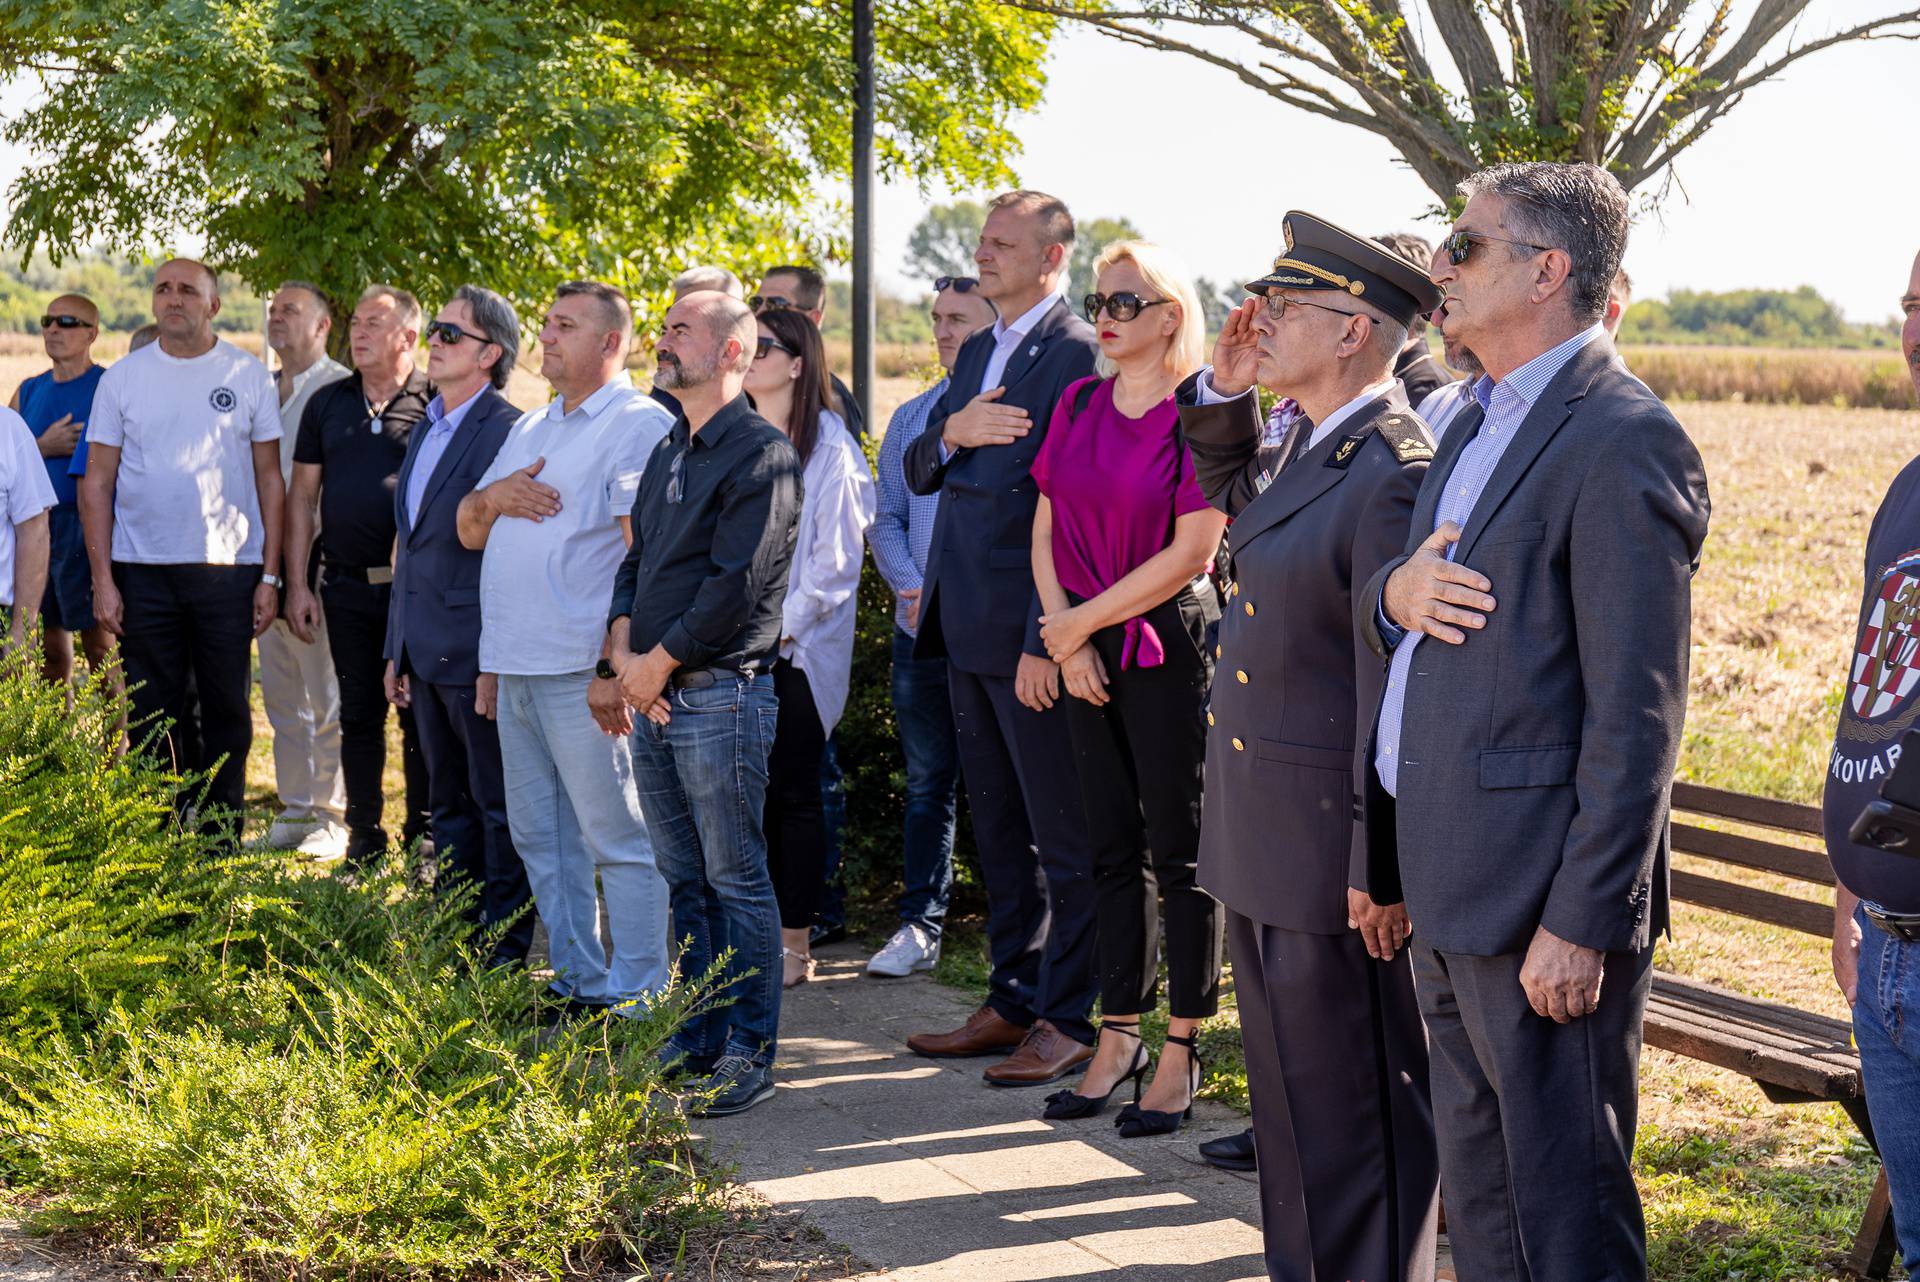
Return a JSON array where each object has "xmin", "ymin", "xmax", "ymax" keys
[{"xmin": 1089, "ymin": 240, "xmax": 1206, "ymax": 381}]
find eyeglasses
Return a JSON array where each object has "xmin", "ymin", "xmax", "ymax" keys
[
  {"xmin": 1083, "ymin": 292, "xmax": 1171, "ymax": 324},
  {"xmin": 750, "ymin": 294, "xmax": 795, "ymax": 314},
  {"xmin": 933, "ymin": 276, "xmax": 983, "ymax": 295},
  {"xmin": 1262, "ymin": 293, "xmax": 1364, "ymax": 323},
  {"xmin": 425, "ymin": 319, "xmax": 491, "ymax": 346},
  {"xmin": 754, "ymin": 334, "xmax": 797, "ymax": 361},
  {"xmin": 40, "ymin": 314, "xmax": 94, "ymax": 331},
  {"xmin": 1443, "ymin": 229, "xmax": 1552, "ymax": 266}
]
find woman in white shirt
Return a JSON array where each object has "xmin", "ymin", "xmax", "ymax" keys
[{"xmin": 745, "ymin": 308, "xmax": 876, "ymax": 987}]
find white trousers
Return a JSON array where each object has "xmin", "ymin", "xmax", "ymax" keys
[{"xmin": 256, "ymin": 616, "xmax": 345, "ymax": 820}]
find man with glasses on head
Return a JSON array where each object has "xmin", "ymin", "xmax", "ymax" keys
[
  {"xmin": 606, "ymin": 289, "xmax": 801, "ymax": 1115},
  {"xmin": 863, "ymin": 274, "xmax": 997, "ymax": 978},
  {"xmin": 751, "ymin": 265, "xmax": 864, "ymax": 439},
  {"xmin": 11, "ymin": 294, "xmax": 111, "ymax": 684},
  {"xmin": 384, "ymin": 285, "xmax": 534, "ymax": 968},
  {"xmin": 1359, "ymin": 162, "xmax": 1710, "ymax": 1282}
]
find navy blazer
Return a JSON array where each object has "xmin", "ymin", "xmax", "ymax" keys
[
  {"xmin": 902, "ymin": 296, "xmax": 1098, "ymax": 677},
  {"xmin": 1356, "ymin": 338, "xmax": 1711, "ymax": 957},
  {"xmin": 383, "ymin": 385, "xmax": 519, "ymax": 686}
]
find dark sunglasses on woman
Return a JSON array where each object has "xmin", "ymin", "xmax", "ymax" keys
[
  {"xmin": 1083, "ymin": 291, "xmax": 1170, "ymax": 324},
  {"xmin": 40, "ymin": 314, "xmax": 94, "ymax": 331},
  {"xmin": 425, "ymin": 319, "xmax": 491, "ymax": 346},
  {"xmin": 755, "ymin": 334, "xmax": 797, "ymax": 360}
]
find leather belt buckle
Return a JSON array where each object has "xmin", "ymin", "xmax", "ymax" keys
[
  {"xmin": 367, "ymin": 566, "xmax": 393, "ymax": 586},
  {"xmin": 1863, "ymin": 903, "xmax": 1920, "ymax": 943}
]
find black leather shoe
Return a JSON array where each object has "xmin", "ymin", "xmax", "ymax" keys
[{"xmin": 1199, "ymin": 1127, "xmax": 1256, "ymax": 1171}]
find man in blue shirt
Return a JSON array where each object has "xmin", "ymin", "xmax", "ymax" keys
[
  {"xmin": 864, "ymin": 277, "xmax": 996, "ymax": 977},
  {"xmin": 10, "ymin": 292, "xmax": 109, "ymax": 684}
]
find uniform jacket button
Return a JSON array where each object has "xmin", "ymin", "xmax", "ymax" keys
[
  {"xmin": 1232, "ymin": 737, "xmax": 1245, "ymax": 751},
  {"xmin": 1244, "ymin": 602, "xmax": 1255, "ymax": 616},
  {"xmin": 1236, "ymin": 670, "xmax": 1249, "ymax": 684}
]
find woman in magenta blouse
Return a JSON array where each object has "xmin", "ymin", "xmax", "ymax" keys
[{"xmin": 1028, "ymin": 241, "xmax": 1227, "ymax": 1137}]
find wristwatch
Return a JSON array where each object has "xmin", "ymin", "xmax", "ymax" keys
[
  {"xmin": 595, "ymin": 657, "xmax": 619, "ymax": 680},
  {"xmin": 261, "ymin": 572, "xmax": 285, "ymax": 590}
]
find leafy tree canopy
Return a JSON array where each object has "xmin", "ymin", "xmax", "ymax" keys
[{"xmin": 1622, "ymin": 286, "xmax": 1900, "ymax": 349}]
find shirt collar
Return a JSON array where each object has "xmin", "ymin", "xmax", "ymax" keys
[
  {"xmin": 1310, "ymin": 377, "xmax": 1401, "ymax": 448},
  {"xmin": 427, "ymin": 384, "xmax": 487, "ymax": 431},
  {"xmin": 285, "ymin": 356, "xmax": 345, "ymax": 401},
  {"xmin": 1473, "ymin": 323, "xmax": 1605, "ymax": 415},
  {"xmin": 991, "ymin": 292, "xmax": 1062, "ymax": 346},
  {"xmin": 547, "ymin": 370, "xmax": 634, "ymax": 422},
  {"xmin": 685, "ymin": 391, "xmax": 754, "ymax": 450}
]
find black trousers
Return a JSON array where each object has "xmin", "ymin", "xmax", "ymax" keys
[
  {"xmin": 320, "ymin": 575, "xmax": 430, "ymax": 856},
  {"xmin": 411, "ymin": 678, "xmax": 534, "ymax": 965},
  {"xmin": 1231, "ymin": 910, "xmax": 1438, "ymax": 1282},
  {"xmin": 766, "ymin": 658, "xmax": 828, "ymax": 929},
  {"xmin": 947, "ymin": 661, "xmax": 1097, "ymax": 1045},
  {"xmin": 114, "ymin": 562, "xmax": 259, "ymax": 826},
  {"xmin": 1063, "ymin": 587, "xmax": 1221, "ymax": 1018},
  {"xmin": 1411, "ymin": 939, "xmax": 1654, "ymax": 1282}
]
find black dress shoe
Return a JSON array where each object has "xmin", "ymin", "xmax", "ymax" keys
[{"xmin": 1199, "ymin": 1126, "xmax": 1256, "ymax": 1171}]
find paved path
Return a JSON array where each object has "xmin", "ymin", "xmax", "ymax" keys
[{"xmin": 703, "ymin": 943, "xmax": 1457, "ymax": 1281}]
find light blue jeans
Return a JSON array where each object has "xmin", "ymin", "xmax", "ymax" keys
[
  {"xmin": 1854, "ymin": 903, "xmax": 1920, "ymax": 1264},
  {"xmin": 497, "ymin": 671, "xmax": 669, "ymax": 1009}
]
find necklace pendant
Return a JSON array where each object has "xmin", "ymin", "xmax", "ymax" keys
[{"xmin": 370, "ymin": 416, "xmax": 383, "ymax": 435}]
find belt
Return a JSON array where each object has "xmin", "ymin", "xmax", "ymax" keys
[
  {"xmin": 1863, "ymin": 902, "xmax": 1920, "ymax": 943},
  {"xmin": 669, "ymin": 665, "xmax": 753, "ymax": 691},
  {"xmin": 322, "ymin": 562, "xmax": 394, "ymax": 586}
]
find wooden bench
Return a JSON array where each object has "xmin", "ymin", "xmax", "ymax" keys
[{"xmin": 1650, "ymin": 781, "xmax": 1896, "ymax": 1278}]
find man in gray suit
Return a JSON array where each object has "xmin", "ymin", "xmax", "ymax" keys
[{"xmin": 1359, "ymin": 161, "xmax": 1711, "ymax": 1282}]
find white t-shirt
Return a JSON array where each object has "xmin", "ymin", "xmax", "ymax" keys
[
  {"xmin": 476, "ymin": 373, "xmax": 672, "ymax": 675},
  {"xmin": 88, "ymin": 338, "xmax": 281, "ymax": 565},
  {"xmin": 0, "ymin": 408, "xmax": 58, "ymax": 607}
]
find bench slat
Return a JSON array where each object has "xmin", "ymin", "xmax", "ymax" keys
[
  {"xmin": 1647, "ymin": 974, "xmax": 1860, "ymax": 1100},
  {"xmin": 1670, "ymin": 821, "xmax": 1835, "ymax": 887},
  {"xmin": 1672, "ymin": 780, "xmax": 1823, "ymax": 836},
  {"xmin": 1648, "ymin": 994, "xmax": 1856, "ymax": 1058},
  {"xmin": 1645, "ymin": 1016, "xmax": 1859, "ymax": 1098},
  {"xmin": 1670, "ymin": 869, "xmax": 1834, "ymax": 936},
  {"xmin": 1652, "ymin": 971, "xmax": 1853, "ymax": 1041}
]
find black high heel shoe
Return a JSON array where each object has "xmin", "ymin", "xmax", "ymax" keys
[
  {"xmin": 1115, "ymin": 1032, "xmax": 1201, "ymax": 1138},
  {"xmin": 1043, "ymin": 1023, "xmax": 1148, "ymax": 1120}
]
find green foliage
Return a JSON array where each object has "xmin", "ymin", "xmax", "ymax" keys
[
  {"xmin": 0, "ymin": 1, "xmax": 1055, "ymax": 326},
  {"xmin": 0, "ymin": 252, "xmax": 261, "ymax": 334},
  {"xmin": 901, "ymin": 200, "xmax": 1148, "ymax": 308},
  {"xmin": 0, "ymin": 658, "xmax": 730, "ymax": 1276},
  {"xmin": 1622, "ymin": 287, "xmax": 1899, "ymax": 350}
]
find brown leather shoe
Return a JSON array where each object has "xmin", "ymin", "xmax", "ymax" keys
[
  {"xmin": 906, "ymin": 1004, "xmax": 1028, "ymax": 1058},
  {"xmin": 982, "ymin": 1019, "xmax": 1094, "ymax": 1087}
]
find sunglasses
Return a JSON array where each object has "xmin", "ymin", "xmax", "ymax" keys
[
  {"xmin": 755, "ymin": 335, "xmax": 797, "ymax": 360},
  {"xmin": 1083, "ymin": 292, "xmax": 1171, "ymax": 324},
  {"xmin": 40, "ymin": 314, "xmax": 94, "ymax": 331},
  {"xmin": 750, "ymin": 294, "xmax": 795, "ymax": 314},
  {"xmin": 933, "ymin": 276, "xmax": 984, "ymax": 295},
  {"xmin": 1443, "ymin": 229, "xmax": 1552, "ymax": 266},
  {"xmin": 1262, "ymin": 293, "xmax": 1364, "ymax": 323},
  {"xmin": 425, "ymin": 319, "xmax": 492, "ymax": 346}
]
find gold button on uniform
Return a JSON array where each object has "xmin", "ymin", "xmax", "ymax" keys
[
  {"xmin": 1232, "ymin": 737, "xmax": 1245, "ymax": 751},
  {"xmin": 1215, "ymin": 644, "xmax": 1222, "ymax": 658},
  {"xmin": 1244, "ymin": 602, "xmax": 1255, "ymax": 617},
  {"xmin": 1236, "ymin": 670, "xmax": 1249, "ymax": 684},
  {"xmin": 1207, "ymin": 711, "xmax": 1215, "ymax": 726}
]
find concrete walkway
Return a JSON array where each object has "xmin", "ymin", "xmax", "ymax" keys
[{"xmin": 701, "ymin": 943, "xmax": 1455, "ymax": 1281}]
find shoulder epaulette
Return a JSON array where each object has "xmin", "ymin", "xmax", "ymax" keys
[{"xmin": 1375, "ymin": 411, "xmax": 1435, "ymax": 465}]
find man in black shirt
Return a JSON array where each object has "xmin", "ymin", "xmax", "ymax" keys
[
  {"xmin": 286, "ymin": 284, "xmax": 434, "ymax": 866},
  {"xmin": 608, "ymin": 289, "xmax": 802, "ymax": 1117}
]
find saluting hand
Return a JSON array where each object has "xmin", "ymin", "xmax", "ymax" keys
[
  {"xmin": 487, "ymin": 457, "xmax": 562, "ymax": 522},
  {"xmin": 1383, "ymin": 521, "xmax": 1496, "ymax": 644},
  {"xmin": 941, "ymin": 387, "xmax": 1031, "ymax": 451},
  {"xmin": 1208, "ymin": 298, "xmax": 1263, "ymax": 397}
]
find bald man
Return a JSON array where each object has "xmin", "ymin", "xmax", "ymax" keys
[{"xmin": 78, "ymin": 258, "xmax": 285, "ymax": 840}]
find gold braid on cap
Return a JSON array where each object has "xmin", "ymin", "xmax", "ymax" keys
[{"xmin": 1268, "ymin": 256, "xmax": 1366, "ymax": 296}]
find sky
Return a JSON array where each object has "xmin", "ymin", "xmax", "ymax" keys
[{"xmin": 868, "ymin": 4, "xmax": 1920, "ymax": 324}]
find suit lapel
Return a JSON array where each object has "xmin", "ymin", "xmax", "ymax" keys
[
  {"xmin": 394, "ymin": 421, "xmax": 428, "ymax": 542},
  {"xmin": 996, "ymin": 297, "xmax": 1073, "ymax": 392},
  {"xmin": 416, "ymin": 390, "xmax": 493, "ymax": 528},
  {"xmin": 1453, "ymin": 341, "xmax": 1611, "ymax": 562}
]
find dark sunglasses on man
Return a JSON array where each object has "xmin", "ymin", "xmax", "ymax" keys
[
  {"xmin": 1083, "ymin": 291, "xmax": 1171, "ymax": 324},
  {"xmin": 750, "ymin": 294, "xmax": 795, "ymax": 314},
  {"xmin": 754, "ymin": 334, "xmax": 797, "ymax": 361},
  {"xmin": 933, "ymin": 275, "xmax": 985, "ymax": 295},
  {"xmin": 425, "ymin": 319, "xmax": 492, "ymax": 346},
  {"xmin": 1442, "ymin": 229, "xmax": 1552, "ymax": 266},
  {"xmin": 40, "ymin": 314, "xmax": 94, "ymax": 331}
]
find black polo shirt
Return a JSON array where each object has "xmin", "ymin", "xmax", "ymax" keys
[
  {"xmin": 607, "ymin": 393, "xmax": 802, "ymax": 673},
  {"xmin": 293, "ymin": 368, "xmax": 434, "ymax": 569}
]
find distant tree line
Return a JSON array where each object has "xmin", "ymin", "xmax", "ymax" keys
[
  {"xmin": 1621, "ymin": 286, "xmax": 1899, "ymax": 350},
  {"xmin": 0, "ymin": 253, "xmax": 260, "ymax": 334}
]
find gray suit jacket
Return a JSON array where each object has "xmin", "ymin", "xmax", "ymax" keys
[{"xmin": 1356, "ymin": 337, "xmax": 1711, "ymax": 957}]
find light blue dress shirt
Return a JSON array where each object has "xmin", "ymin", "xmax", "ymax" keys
[
  {"xmin": 868, "ymin": 379, "xmax": 946, "ymax": 635},
  {"xmin": 405, "ymin": 387, "xmax": 483, "ymax": 526},
  {"xmin": 1374, "ymin": 323, "xmax": 1606, "ymax": 796}
]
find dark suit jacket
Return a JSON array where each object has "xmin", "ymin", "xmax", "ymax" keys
[
  {"xmin": 1357, "ymin": 337, "xmax": 1711, "ymax": 957},
  {"xmin": 1394, "ymin": 336, "xmax": 1448, "ymax": 407},
  {"xmin": 1184, "ymin": 379, "xmax": 1431, "ymax": 933},
  {"xmin": 384, "ymin": 385, "xmax": 519, "ymax": 686},
  {"xmin": 903, "ymin": 297, "xmax": 1099, "ymax": 676}
]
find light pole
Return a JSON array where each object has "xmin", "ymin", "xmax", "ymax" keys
[{"xmin": 851, "ymin": 0, "xmax": 875, "ymax": 431}]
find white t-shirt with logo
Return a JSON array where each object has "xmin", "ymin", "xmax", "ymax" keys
[
  {"xmin": 0, "ymin": 407, "xmax": 58, "ymax": 606},
  {"xmin": 88, "ymin": 338, "xmax": 282, "ymax": 565}
]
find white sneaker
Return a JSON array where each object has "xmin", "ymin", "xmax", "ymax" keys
[
  {"xmin": 266, "ymin": 814, "xmax": 318, "ymax": 849},
  {"xmin": 867, "ymin": 924, "xmax": 939, "ymax": 978},
  {"xmin": 295, "ymin": 819, "xmax": 348, "ymax": 862}
]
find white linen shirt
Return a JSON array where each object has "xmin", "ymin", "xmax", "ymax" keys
[
  {"xmin": 782, "ymin": 411, "xmax": 876, "ymax": 733},
  {"xmin": 476, "ymin": 373, "xmax": 671, "ymax": 675},
  {"xmin": 0, "ymin": 408, "xmax": 58, "ymax": 606}
]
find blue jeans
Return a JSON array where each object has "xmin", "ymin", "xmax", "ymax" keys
[
  {"xmin": 497, "ymin": 671, "xmax": 669, "ymax": 1008},
  {"xmin": 891, "ymin": 628, "xmax": 959, "ymax": 938},
  {"xmin": 1854, "ymin": 904, "xmax": 1920, "ymax": 1263},
  {"xmin": 630, "ymin": 673, "xmax": 782, "ymax": 1067}
]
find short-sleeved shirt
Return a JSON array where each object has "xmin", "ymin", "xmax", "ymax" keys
[
  {"xmin": 275, "ymin": 354, "xmax": 350, "ymax": 481},
  {"xmin": 0, "ymin": 408, "xmax": 58, "ymax": 607},
  {"xmin": 476, "ymin": 373, "xmax": 671, "ymax": 675},
  {"xmin": 1825, "ymin": 453, "xmax": 1920, "ymax": 913},
  {"xmin": 87, "ymin": 339, "xmax": 281, "ymax": 565},
  {"xmin": 293, "ymin": 368, "xmax": 433, "ymax": 569},
  {"xmin": 17, "ymin": 365, "xmax": 102, "ymax": 506}
]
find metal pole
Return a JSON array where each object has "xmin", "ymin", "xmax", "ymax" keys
[{"xmin": 851, "ymin": 0, "xmax": 876, "ymax": 431}]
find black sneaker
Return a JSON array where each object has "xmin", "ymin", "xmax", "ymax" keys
[{"xmin": 691, "ymin": 1055, "xmax": 775, "ymax": 1117}]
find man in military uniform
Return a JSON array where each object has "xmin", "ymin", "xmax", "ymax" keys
[{"xmin": 1179, "ymin": 213, "xmax": 1441, "ymax": 1282}]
